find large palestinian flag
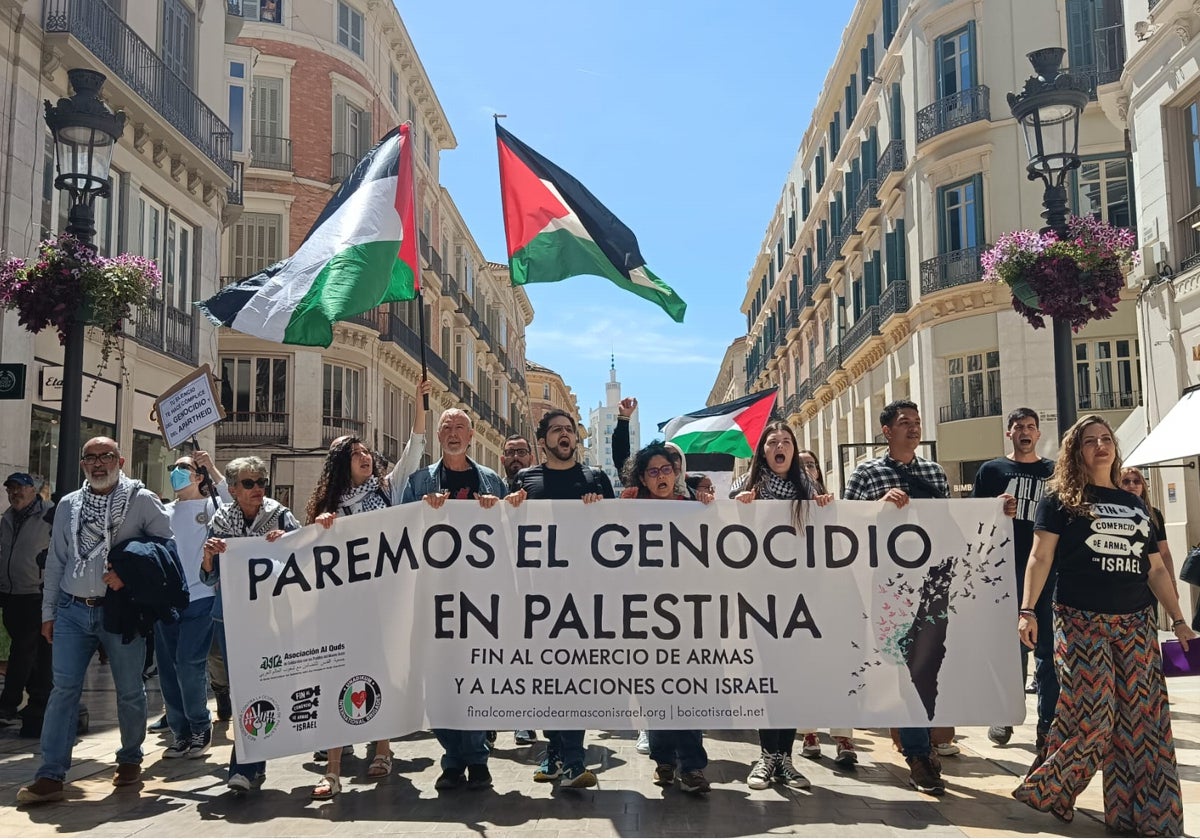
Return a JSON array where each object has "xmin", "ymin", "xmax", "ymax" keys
[
  {"xmin": 659, "ymin": 389, "xmax": 779, "ymax": 458},
  {"xmin": 199, "ymin": 124, "xmax": 418, "ymax": 347},
  {"xmin": 495, "ymin": 124, "xmax": 686, "ymax": 322}
]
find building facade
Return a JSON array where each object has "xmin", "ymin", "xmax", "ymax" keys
[
  {"xmin": 526, "ymin": 360, "xmax": 584, "ymax": 460},
  {"xmin": 708, "ymin": 337, "xmax": 747, "ymax": 408},
  {"xmin": 586, "ymin": 359, "xmax": 639, "ymax": 488},
  {"xmin": 216, "ymin": 0, "xmax": 533, "ymax": 508},
  {"xmin": 741, "ymin": 0, "xmax": 1138, "ymax": 496},
  {"xmin": 0, "ymin": 0, "xmax": 241, "ymax": 497}
]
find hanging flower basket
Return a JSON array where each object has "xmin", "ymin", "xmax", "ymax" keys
[
  {"xmin": 0, "ymin": 233, "xmax": 161, "ymax": 372},
  {"xmin": 981, "ymin": 215, "xmax": 1138, "ymax": 332}
]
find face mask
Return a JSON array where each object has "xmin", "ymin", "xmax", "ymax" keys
[{"xmin": 169, "ymin": 468, "xmax": 192, "ymax": 492}]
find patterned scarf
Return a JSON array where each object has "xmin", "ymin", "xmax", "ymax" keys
[
  {"xmin": 336, "ymin": 475, "xmax": 389, "ymax": 515},
  {"xmin": 210, "ymin": 497, "xmax": 288, "ymax": 539},
  {"xmin": 757, "ymin": 472, "xmax": 806, "ymax": 501},
  {"xmin": 69, "ymin": 473, "xmax": 133, "ymax": 580}
]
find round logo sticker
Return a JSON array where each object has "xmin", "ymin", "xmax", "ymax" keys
[
  {"xmin": 241, "ymin": 696, "xmax": 279, "ymax": 740},
  {"xmin": 338, "ymin": 675, "xmax": 382, "ymax": 725}
]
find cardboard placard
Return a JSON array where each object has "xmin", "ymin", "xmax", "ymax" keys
[{"xmin": 153, "ymin": 364, "xmax": 225, "ymax": 448}]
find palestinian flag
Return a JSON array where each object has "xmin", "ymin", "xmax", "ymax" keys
[
  {"xmin": 659, "ymin": 389, "xmax": 778, "ymax": 458},
  {"xmin": 199, "ymin": 124, "xmax": 418, "ymax": 347},
  {"xmin": 495, "ymin": 124, "xmax": 686, "ymax": 322}
]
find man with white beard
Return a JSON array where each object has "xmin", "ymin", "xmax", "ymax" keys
[{"xmin": 17, "ymin": 437, "xmax": 174, "ymax": 804}]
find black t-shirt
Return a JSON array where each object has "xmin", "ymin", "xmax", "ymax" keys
[
  {"xmin": 972, "ymin": 456, "xmax": 1055, "ymax": 575},
  {"xmin": 514, "ymin": 464, "xmax": 615, "ymax": 501},
  {"xmin": 1033, "ymin": 485, "xmax": 1161, "ymax": 614},
  {"xmin": 441, "ymin": 465, "xmax": 480, "ymax": 501}
]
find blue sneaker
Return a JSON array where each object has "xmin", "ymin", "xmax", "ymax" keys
[
  {"xmin": 561, "ymin": 763, "xmax": 597, "ymax": 788},
  {"xmin": 533, "ymin": 754, "xmax": 563, "ymax": 782}
]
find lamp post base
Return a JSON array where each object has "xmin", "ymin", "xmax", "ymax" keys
[{"xmin": 1052, "ymin": 316, "xmax": 1077, "ymax": 438}]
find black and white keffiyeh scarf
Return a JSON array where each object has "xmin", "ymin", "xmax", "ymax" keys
[
  {"xmin": 336, "ymin": 476, "xmax": 389, "ymax": 515},
  {"xmin": 210, "ymin": 497, "xmax": 288, "ymax": 539},
  {"xmin": 69, "ymin": 473, "xmax": 133, "ymax": 580}
]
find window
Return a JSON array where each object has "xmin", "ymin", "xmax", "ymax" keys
[
  {"xmin": 137, "ymin": 196, "xmax": 165, "ymax": 264},
  {"xmin": 424, "ymin": 129, "xmax": 432, "ymax": 167},
  {"xmin": 251, "ymin": 76, "xmax": 285, "ymax": 166},
  {"xmin": 935, "ymin": 24, "xmax": 976, "ymax": 98},
  {"xmin": 163, "ymin": 215, "xmax": 193, "ymax": 312},
  {"xmin": 228, "ymin": 62, "xmax": 246, "ymax": 153},
  {"xmin": 337, "ymin": 1, "xmax": 363, "ymax": 57},
  {"xmin": 882, "ymin": 0, "xmax": 899, "ymax": 47},
  {"xmin": 228, "ymin": 212, "xmax": 282, "ymax": 277},
  {"xmin": 1075, "ymin": 338, "xmax": 1141, "ymax": 411},
  {"xmin": 389, "ymin": 67, "xmax": 399, "ymax": 111},
  {"xmin": 1066, "ymin": 0, "xmax": 1124, "ymax": 86},
  {"xmin": 323, "ymin": 362, "xmax": 363, "ymax": 441},
  {"xmin": 543, "ymin": 383, "xmax": 551, "ymax": 400},
  {"xmin": 382, "ymin": 381, "xmax": 412, "ymax": 462},
  {"xmin": 29, "ymin": 407, "xmax": 115, "ymax": 496},
  {"xmin": 132, "ymin": 430, "xmax": 172, "ymax": 500},
  {"xmin": 938, "ymin": 176, "xmax": 984, "ymax": 253},
  {"xmin": 1075, "ymin": 157, "xmax": 1132, "ymax": 228},
  {"xmin": 220, "ymin": 356, "xmax": 289, "ymax": 442},
  {"xmin": 162, "ymin": 0, "xmax": 195, "ymax": 87},
  {"xmin": 946, "ymin": 351, "xmax": 1001, "ymax": 421},
  {"xmin": 243, "ymin": 0, "xmax": 282, "ymax": 22}
]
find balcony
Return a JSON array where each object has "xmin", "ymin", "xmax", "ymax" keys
[
  {"xmin": 322, "ymin": 417, "xmax": 365, "ymax": 446},
  {"xmin": 250, "ymin": 135, "xmax": 292, "ymax": 171},
  {"xmin": 44, "ymin": 0, "xmax": 233, "ymax": 177},
  {"xmin": 441, "ymin": 272, "xmax": 461, "ymax": 301},
  {"xmin": 841, "ymin": 213, "xmax": 862, "ymax": 251},
  {"xmin": 916, "ymin": 85, "xmax": 990, "ymax": 144},
  {"xmin": 132, "ymin": 302, "xmax": 197, "ymax": 364},
  {"xmin": 217, "ymin": 414, "xmax": 289, "ymax": 445},
  {"xmin": 429, "ymin": 247, "xmax": 443, "ymax": 278},
  {"xmin": 919, "ymin": 246, "xmax": 985, "ymax": 295},
  {"xmin": 1078, "ymin": 390, "xmax": 1141, "ymax": 412},
  {"xmin": 879, "ymin": 279, "xmax": 910, "ymax": 321},
  {"xmin": 330, "ymin": 152, "xmax": 356, "ymax": 183},
  {"xmin": 855, "ymin": 179, "xmax": 881, "ymax": 230},
  {"xmin": 342, "ymin": 307, "xmax": 381, "ymax": 330},
  {"xmin": 782, "ymin": 393, "xmax": 802, "ymax": 418},
  {"xmin": 842, "ymin": 306, "xmax": 880, "ymax": 357},
  {"xmin": 226, "ymin": 161, "xmax": 243, "ymax": 206},
  {"xmin": 877, "ymin": 138, "xmax": 907, "ymax": 192},
  {"xmin": 829, "ymin": 231, "xmax": 849, "ymax": 269},
  {"xmin": 1073, "ymin": 23, "xmax": 1126, "ymax": 99},
  {"xmin": 794, "ymin": 379, "xmax": 813, "ymax": 405},
  {"xmin": 165, "ymin": 306, "xmax": 197, "ymax": 364},
  {"xmin": 817, "ymin": 250, "xmax": 835, "ymax": 282},
  {"xmin": 133, "ymin": 300, "xmax": 163, "ymax": 351},
  {"xmin": 797, "ymin": 284, "xmax": 814, "ymax": 312},
  {"xmin": 939, "ymin": 396, "xmax": 1003, "ymax": 423}
]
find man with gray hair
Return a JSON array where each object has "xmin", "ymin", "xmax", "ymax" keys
[{"xmin": 18, "ymin": 438, "xmax": 174, "ymax": 804}]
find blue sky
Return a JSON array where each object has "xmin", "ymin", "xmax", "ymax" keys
[{"xmin": 397, "ymin": 1, "xmax": 850, "ymax": 444}]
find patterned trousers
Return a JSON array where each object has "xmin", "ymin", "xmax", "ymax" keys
[{"xmin": 1012, "ymin": 604, "xmax": 1182, "ymax": 836}]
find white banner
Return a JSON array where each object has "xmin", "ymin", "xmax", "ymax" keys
[{"xmin": 219, "ymin": 499, "xmax": 1023, "ymax": 762}]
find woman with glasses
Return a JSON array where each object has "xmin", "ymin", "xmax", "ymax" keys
[
  {"xmin": 1119, "ymin": 466, "xmax": 1178, "ymax": 598},
  {"xmin": 200, "ymin": 456, "xmax": 300, "ymax": 794},
  {"xmin": 621, "ymin": 441, "xmax": 713, "ymax": 794},
  {"xmin": 1013, "ymin": 415, "xmax": 1193, "ymax": 834},
  {"xmin": 301, "ymin": 380, "xmax": 429, "ymax": 799},
  {"xmin": 731, "ymin": 421, "xmax": 832, "ymax": 791}
]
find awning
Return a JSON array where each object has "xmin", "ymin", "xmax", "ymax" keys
[
  {"xmin": 1114, "ymin": 404, "xmax": 1146, "ymax": 462},
  {"xmin": 1123, "ymin": 386, "xmax": 1200, "ymax": 467}
]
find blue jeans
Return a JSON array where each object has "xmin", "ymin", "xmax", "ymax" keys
[
  {"xmin": 37, "ymin": 593, "xmax": 147, "ymax": 781},
  {"xmin": 432, "ymin": 729, "xmax": 489, "ymax": 770},
  {"xmin": 898, "ymin": 727, "xmax": 931, "ymax": 759},
  {"xmin": 545, "ymin": 729, "xmax": 586, "ymax": 769},
  {"xmin": 1031, "ymin": 589, "xmax": 1059, "ymax": 734},
  {"xmin": 647, "ymin": 730, "xmax": 707, "ymax": 772},
  {"xmin": 156, "ymin": 596, "xmax": 214, "ymax": 739},
  {"xmin": 213, "ymin": 617, "xmax": 265, "ymax": 780}
]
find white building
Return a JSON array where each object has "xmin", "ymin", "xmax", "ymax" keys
[{"xmin": 587, "ymin": 359, "xmax": 639, "ymax": 487}]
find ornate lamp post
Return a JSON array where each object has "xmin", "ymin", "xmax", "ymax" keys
[
  {"xmin": 43, "ymin": 69, "xmax": 125, "ymax": 494},
  {"xmin": 1007, "ymin": 47, "xmax": 1091, "ymax": 435}
]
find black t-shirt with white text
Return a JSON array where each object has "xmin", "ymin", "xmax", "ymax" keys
[
  {"xmin": 441, "ymin": 465, "xmax": 480, "ymax": 501},
  {"xmin": 514, "ymin": 464, "xmax": 615, "ymax": 501},
  {"xmin": 1033, "ymin": 485, "xmax": 1160, "ymax": 614},
  {"xmin": 972, "ymin": 456, "xmax": 1055, "ymax": 577}
]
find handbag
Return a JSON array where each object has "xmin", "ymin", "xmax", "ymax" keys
[
  {"xmin": 1179, "ymin": 547, "xmax": 1200, "ymax": 587},
  {"xmin": 1161, "ymin": 639, "xmax": 1200, "ymax": 677}
]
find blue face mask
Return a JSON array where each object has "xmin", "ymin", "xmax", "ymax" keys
[{"xmin": 169, "ymin": 467, "xmax": 192, "ymax": 492}]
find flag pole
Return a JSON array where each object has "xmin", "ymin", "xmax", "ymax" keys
[
  {"xmin": 417, "ymin": 287, "xmax": 429, "ymax": 411},
  {"xmin": 399, "ymin": 120, "xmax": 429, "ymax": 412}
]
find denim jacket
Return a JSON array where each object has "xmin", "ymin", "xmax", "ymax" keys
[{"xmin": 399, "ymin": 459, "xmax": 508, "ymax": 504}]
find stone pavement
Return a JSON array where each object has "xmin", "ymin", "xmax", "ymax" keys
[{"xmin": 0, "ymin": 659, "xmax": 1198, "ymax": 838}]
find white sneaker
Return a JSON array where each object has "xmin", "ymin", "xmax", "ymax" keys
[
  {"xmin": 933, "ymin": 741, "xmax": 960, "ymax": 757},
  {"xmin": 800, "ymin": 733, "xmax": 821, "ymax": 758},
  {"xmin": 635, "ymin": 730, "xmax": 650, "ymax": 755}
]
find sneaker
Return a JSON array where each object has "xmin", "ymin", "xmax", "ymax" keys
[
  {"xmin": 774, "ymin": 754, "xmax": 812, "ymax": 789},
  {"xmin": 678, "ymin": 769, "xmax": 711, "ymax": 794},
  {"xmin": 561, "ymin": 764, "xmax": 597, "ymax": 788},
  {"xmin": 16, "ymin": 777, "xmax": 64, "ymax": 805},
  {"xmin": 215, "ymin": 691, "xmax": 232, "ymax": 722},
  {"xmin": 800, "ymin": 733, "xmax": 821, "ymax": 758},
  {"xmin": 1025, "ymin": 675, "xmax": 1038, "ymax": 694},
  {"xmin": 147, "ymin": 714, "xmax": 169, "ymax": 733},
  {"xmin": 0, "ymin": 706, "xmax": 21, "ymax": 725},
  {"xmin": 533, "ymin": 754, "xmax": 563, "ymax": 782},
  {"xmin": 227, "ymin": 773, "xmax": 252, "ymax": 792},
  {"xmin": 185, "ymin": 729, "xmax": 212, "ymax": 759},
  {"xmin": 747, "ymin": 753, "xmax": 776, "ymax": 790},
  {"xmin": 906, "ymin": 755, "xmax": 945, "ymax": 795},
  {"xmin": 163, "ymin": 736, "xmax": 191, "ymax": 759},
  {"xmin": 514, "ymin": 730, "xmax": 535, "ymax": 745},
  {"xmin": 466, "ymin": 763, "xmax": 492, "ymax": 789},
  {"xmin": 112, "ymin": 763, "xmax": 141, "ymax": 787},
  {"xmin": 635, "ymin": 730, "xmax": 650, "ymax": 754},
  {"xmin": 833, "ymin": 737, "xmax": 858, "ymax": 766},
  {"xmin": 987, "ymin": 725, "xmax": 1013, "ymax": 746},
  {"xmin": 933, "ymin": 741, "xmax": 960, "ymax": 757},
  {"xmin": 485, "ymin": 730, "xmax": 497, "ymax": 746},
  {"xmin": 652, "ymin": 762, "xmax": 675, "ymax": 787},
  {"xmin": 435, "ymin": 767, "xmax": 466, "ymax": 790}
]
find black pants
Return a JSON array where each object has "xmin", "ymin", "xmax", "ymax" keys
[
  {"xmin": 758, "ymin": 728, "xmax": 796, "ymax": 756},
  {"xmin": 0, "ymin": 593, "xmax": 52, "ymax": 717}
]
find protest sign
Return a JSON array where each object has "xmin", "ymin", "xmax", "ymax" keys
[
  {"xmin": 218, "ymin": 498, "xmax": 1022, "ymax": 762},
  {"xmin": 153, "ymin": 364, "xmax": 224, "ymax": 448}
]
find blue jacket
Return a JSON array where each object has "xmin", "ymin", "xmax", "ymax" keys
[
  {"xmin": 104, "ymin": 537, "xmax": 188, "ymax": 643},
  {"xmin": 400, "ymin": 459, "xmax": 508, "ymax": 504}
]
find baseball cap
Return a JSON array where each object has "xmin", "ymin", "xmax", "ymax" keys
[{"xmin": 3, "ymin": 473, "xmax": 35, "ymax": 488}]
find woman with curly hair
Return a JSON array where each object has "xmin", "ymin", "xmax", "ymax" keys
[
  {"xmin": 305, "ymin": 379, "xmax": 429, "ymax": 800},
  {"xmin": 731, "ymin": 421, "xmax": 831, "ymax": 790},
  {"xmin": 1013, "ymin": 415, "xmax": 1194, "ymax": 834}
]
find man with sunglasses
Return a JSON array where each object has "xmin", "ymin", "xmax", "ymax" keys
[{"xmin": 18, "ymin": 437, "xmax": 174, "ymax": 804}]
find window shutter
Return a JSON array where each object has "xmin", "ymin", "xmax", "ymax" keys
[
  {"xmin": 334, "ymin": 94, "xmax": 347, "ymax": 154},
  {"xmin": 360, "ymin": 108, "xmax": 373, "ymax": 155},
  {"xmin": 869, "ymin": 249, "xmax": 882, "ymax": 304},
  {"xmin": 895, "ymin": 218, "xmax": 906, "ymax": 281},
  {"xmin": 972, "ymin": 172, "xmax": 985, "ymax": 247},
  {"xmin": 891, "ymin": 81, "xmax": 903, "ymax": 140},
  {"xmin": 885, "ymin": 229, "xmax": 896, "ymax": 287},
  {"xmin": 803, "ymin": 250, "xmax": 813, "ymax": 287},
  {"xmin": 966, "ymin": 20, "xmax": 978, "ymax": 89}
]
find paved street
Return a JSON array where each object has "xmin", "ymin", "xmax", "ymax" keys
[{"xmin": 0, "ymin": 655, "xmax": 1197, "ymax": 837}]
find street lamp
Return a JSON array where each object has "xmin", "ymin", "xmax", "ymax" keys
[
  {"xmin": 1007, "ymin": 47, "xmax": 1091, "ymax": 435},
  {"xmin": 43, "ymin": 69, "xmax": 125, "ymax": 495}
]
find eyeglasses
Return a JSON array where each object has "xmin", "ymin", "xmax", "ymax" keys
[
  {"xmin": 697, "ymin": 482, "xmax": 714, "ymax": 493},
  {"xmin": 238, "ymin": 477, "xmax": 269, "ymax": 489},
  {"xmin": 81, "ymin": 452, "xmax": 119, "ymax": 465},
  {"xmin": 503, "ymin": 448, "xmax": 530, "ymax": 457},
  {"xmin": 645, "ymin": 464, "xmax": 675, "ymax": 479}
]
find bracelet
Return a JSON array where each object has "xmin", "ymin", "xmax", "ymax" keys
[
  {"xmin": 1173, "ymin": 618, "xmax": 1187, "ymax": 628},
  {"xmin": 1018, "ymin": 609, "xmax": 1036, "ymax": 619}
]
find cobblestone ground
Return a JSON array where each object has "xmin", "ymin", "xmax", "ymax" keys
[{"xmin": 0, "ymin": 658, "xmax": 1198, "ymax": 837}]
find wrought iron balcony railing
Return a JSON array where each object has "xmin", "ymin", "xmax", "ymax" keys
[
  {"xmin": 250, "ymin": 134, "xmax": 292, "ymax": 170},
  {"xmin": 876, "ymin": 138, "xmax": 906, "ymax": 184},
  {"xmin": 916, "ymin": 85, "xmax": 991, "ymax": 143},
  {"xmin": 919, "ymin": 246, "xmax": 986, "ymax": 295},
  {"xmin": 854, "ymin": 179, "xmax": 881, "ymax": 229},
  {"xmin": 879, "ymin": 279, "xmax": 910, "ymax": 319},
  {"xmin": 226, "ymin": 160, "xmax": 243, "ymax": 206},
  {"xmin": 939, "ymin": 396, "xmax": 1003, "ymax": 423},
  {"xmin": 1078, "ymin": 390, "xmax": 1141, "ymax": 412},
  {"xmin": 842, "ymin": 306, "xmax": 880, "ymax": 356},
  {"xmin": 322, "ymin": 417, "xmax": 365, "ymax": 446},
  {"xmin": 330, "ymin": 152, "xmax": 356, "ymax": 183},
  {"xmin": 216, "ymin": 414, "xmax": 289, "ymax": 445}
]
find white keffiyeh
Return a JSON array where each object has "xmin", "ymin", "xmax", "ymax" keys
[
  {"xmin": 336, "ymin": 476, "xmax": 389, "ymax": 515},
  {"xmin": 209, "ymin": 497, "xmax": 289, "ymax": 538},
  {"xmin": 69, "ymin": 472, "xmax": 133, "ymax": 580}
]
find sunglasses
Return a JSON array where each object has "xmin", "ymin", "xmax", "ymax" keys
[{"xmin": 238, "ymin": 478, "xmax": 269, "ymax": 489}]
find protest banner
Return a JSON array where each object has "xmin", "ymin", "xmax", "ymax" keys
[
  {"xmin": 218, "ymin": 498, "xmax": 1022, "ymax": 762},
  {"xmin": 152, "ymin": 364, "xmax": 224, "ymax": 448}
]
